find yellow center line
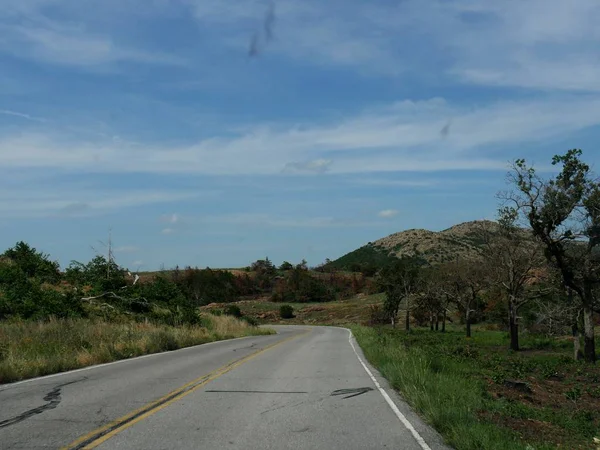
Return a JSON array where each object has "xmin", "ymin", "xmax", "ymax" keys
[{"xmin": 62, "ymin": 328, "xmax": 311, "ymax": 450}]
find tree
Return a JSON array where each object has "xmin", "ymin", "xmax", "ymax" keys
[
  {"xmin": 65, "ymin": 256, "xmax": 126, "ymax": 293},
  {"xmin": 296, "ymin": 259, "xmax": 308, "ymax": 271},
  {"xmin": 506, "ymin": 149, "xmax": 598, "ymax": 362},
  {"xmin": 2, "ymin": 241, "xmax": 60, "ymax": 284},
  {"xmin": 279, "ymin": 261, "xmax": 294, "ymax": 271},
  {"xmin": 443, "ymin": 259, "xmax": 487, "ymax": 338},
  {"xmin": 479, "ymin": 209, "xmax": 543, "ymax": 351},
  {"xmin": 380, "ymin": 258, "xmax": 421, "ymax": 329},
  {"xmin": 414, "ymin": 266, "xmax": 445, "ymax": 331}
]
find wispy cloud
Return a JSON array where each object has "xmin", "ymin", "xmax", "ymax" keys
[
  {"xmin": 0, "ymin": 109, "xmax": 46, "ymax": 122},
  {"xmin": 191, "ymin": 213, "xmax": 383, "ymax": 229},
  {"xmin": 282, "ymin": 159, "xmax": 333, "ymax": 174},
  {"xmin": 161, "ymin": 228, "xmax": 175, "ymax": 235},
  {"xmin": 378, "ymin": 209, "xmax": 399, "ymax": 218},
  {"xmin": 1, "ymin": 95, "xmax": 599, "ymax": 176},
  {"xmin": 0, "ymin": 6, "xmax": 185, "ymax": 69},
  {"xmin": 160, "ymin": 213, "xmax": 179, "ymax": 224},
  {"xmin": 0, "ymin": 189, "xmax": 201, "ymax": 219}
]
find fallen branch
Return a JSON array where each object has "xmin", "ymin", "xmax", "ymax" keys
[{"xmin": 81, "ymin": 292, "xmax": 150, "ymax": 307}]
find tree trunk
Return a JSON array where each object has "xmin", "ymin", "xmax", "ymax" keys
[
  {"xmin": 582, "ymin": 304, "xmax": 596, "ymax": 363},
  {"xmin": 572, "ymin": 318, "xmax": 582, "ymax": 361},
  {"xmin": 580, "ymin": 283, "xmax": 596, "ymax": 363},
  {"xmin": 435, "ymin": 315, "xmax": 439, "ymax": 331},
  {"xmin": 405, "ymin": 299, "xmax": 411, "ymax": 332},
  {"xmin": 466, "ymin": 310, "xmax": 471, "ymax": 338},
  {"xmin": 509, "ymin": 297, "xmax": 519, "ymax": 351},
  {"xmin": 391, "ymin": 315, "xmax": 396, "ymax": 329},
  {"xmin": 442, "ymin": 308, "xmax": 447, "ymax": 332},
  {"xmin": 430, "ymin": 313, "xmax": 434, "ymax": 331}
]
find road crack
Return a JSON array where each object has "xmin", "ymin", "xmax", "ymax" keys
[{"xmin": 0, "ymin": 378, "xmax": 85, "ymax": 429}]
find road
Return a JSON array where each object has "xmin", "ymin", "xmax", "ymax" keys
[{"xmin": 0, "ymin": 326, "xmax": 449, "ymax": 450}]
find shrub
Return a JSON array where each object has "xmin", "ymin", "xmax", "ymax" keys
[
  {"xmin": 2, "ymin": 241, "xmax": 60, "ymax": 284},
  {"xmin": 242, "ymin": 316, "xmax": 259, "ymax": 326},
  {"xmin": 224, "ymin": 304, "xmax": 242, "ymax": 318},
  {"xmin": 368, "ymin": 304, "xmax": 389, "ymax": 325},
  {"xmin": 279, "ymin": 305, "xmax": 294, "ymax": 319}
]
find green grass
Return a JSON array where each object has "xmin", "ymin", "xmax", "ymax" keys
[
  {"xmin": 0, "ymin": 315, "xmax": 274, "ymax": 384},
  {"xmin": 352, "ymin": 326, "xmax": 600, "ymax": 450}
]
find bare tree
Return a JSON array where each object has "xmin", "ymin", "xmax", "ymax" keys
[
  {"xmin": 443, "ymin": 259, "xmax": 487, "ymax": 338},
  {"xmin": 380, "ymin": 258, "xmax": 421, "ymax": 329},
  {"xmin": 415, "ymin": 266, "xmax": 445, "ymax": 331},
  {"xmin": 478, "ymin": 210, "xmax": 543, "ymax": 351},
  {"xmin": 504, "ymin": 149, "xmax": 598, "ymax": 363}
]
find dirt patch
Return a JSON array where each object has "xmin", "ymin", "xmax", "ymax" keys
[
  {"xmin": 479, "ymin": 411, "xmax": 588, "ymax": 448},
  {"xmin": 487, "ymin": 375, "xmax": 600, "ymax": 413}
]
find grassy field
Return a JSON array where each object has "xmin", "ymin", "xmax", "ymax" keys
[
  {"xmin": 352, "ymin": 326, "xmax": 600, "ymax": 450},
  {"xmin": 0, "ymin": 315, "xmax": 274, "ymax": 384},
  {"xmin": 204, "ymin": 293, "xmax": 384, "ymax": 326}
]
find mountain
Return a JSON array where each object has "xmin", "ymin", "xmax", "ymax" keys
[{"xmin": 328, "ymin": 220, "xmax": 503, "ymax": 271}]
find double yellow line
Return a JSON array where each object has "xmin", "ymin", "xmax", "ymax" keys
[{"xmin": 62, "ymin": 329, "xmax": 309, "ymax": 449}]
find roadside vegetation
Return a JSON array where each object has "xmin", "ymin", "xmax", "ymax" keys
[
  {"xmin": 0, "ymin": 243, "xmax": 282, "ymax": 383},
  {"xmin": 353, "ymin": 326, "xmax": 599, "ymax": 450},
  {"xmin": 0, "ymin": 315, "xmax": 272, "ymax": 384},
  {"xmin": 347, "ymin": 150, "xmax": 600, "ymax": 450}
]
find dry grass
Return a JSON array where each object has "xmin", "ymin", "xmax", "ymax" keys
[{"xmin": 0, "ymin": 315, "xmax": 273, "ymax": 384}]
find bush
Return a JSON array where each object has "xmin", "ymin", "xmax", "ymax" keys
[
  {"xmin": 271, "ymin": 268, "xmax": 336, "ymax": 303},
  {"xmin": 2, "ymin": 241, "xmax": 60, "ymax": 284},
  {"xmin": 224, "ymin": 304, "xmax": 242, "ymax": 318},
  {"xmin": 177, "ymin": 267, "xmax": 240, "ymax": 305},
  {"xmin": 368, "ymin": 304, "xmax": 389, "ymax": 325},
  {"xmin": 279, "ymin": 305, "xmax": 294, "ymax": 319},
  {"xmin": 241, "ymin": 316, "xmax": 259, "ymax": 326}
]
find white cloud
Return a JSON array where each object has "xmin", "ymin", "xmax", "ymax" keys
[
  {"xmin": 161, "ymin": 228, "xmax": 175, "ymax": 235},
  {"xmin": 7, "ymin": 23, "xmax": 183, "ymax": 67},
  {"xmin": 282, "ymin": 159, "xmax": 332, "ymax": 174},
  {"xmin": 132, "ymin": 260, "xmax": 144, "ymax": 267},
  {"xmin": 190, "ymin": 213, "xmax": 382, "ymax": 229},
  {"xmin": 0, "ymin": 109, "xmax": 46, "ymax": 122},
  {"xmin": 378, "ymin": 209, "xmax": 399, "ymax": 218},
  {"xmin": 393, "ymin": 0, "xmax": 600, "ymax": 91},
  {"xmin": 0, "ymin": 188, "xmax": 202, "ymax": 218},
  {"xmin": 2, "ymin": 0, "xmax": 598, "ymax": 90},
  {"xmin": 1, "ymin": 94, "xmax": 599, "ymax": 177},
  {"xmin": 160, "ymin": 213, "xmax": 179, "ymax": 224},
  {"xmin": 0, "ymin": 4, "xmax": 184, "ymax": 68}
]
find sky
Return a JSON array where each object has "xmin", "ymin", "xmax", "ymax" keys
[{"xmin": 2, "ymin": 0, "xmax": 600, "ymax": 271}]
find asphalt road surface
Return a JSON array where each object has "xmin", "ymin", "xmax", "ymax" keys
[{"xmin": 0, "ymin": 326, "xmax": 449, "ymax": 449}]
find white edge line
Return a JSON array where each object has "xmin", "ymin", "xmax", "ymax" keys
[
  {"xmin": 347, "ymin": 328, "xmax": 432, "ymax": 450},
  {"xmin": 0, "ymin": 334, "xmax": 266, "ymax": 390}
]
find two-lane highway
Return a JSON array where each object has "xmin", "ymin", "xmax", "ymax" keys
[{"xmin": 0, "ymin": 326, "xmax": 449, "ymax": 449}]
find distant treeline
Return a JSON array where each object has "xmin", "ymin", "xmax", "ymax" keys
[{"xmin": 0, "ymin": 246, "xmax": 372, "ymax": 324}]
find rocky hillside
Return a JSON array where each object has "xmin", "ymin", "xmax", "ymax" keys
[{"xmin": 328, "ymin": 220, "xmax": 505, "ymax": 270}]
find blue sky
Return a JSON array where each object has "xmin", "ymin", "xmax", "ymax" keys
[{"xmin": 2, "ymin": 0, "xmax": 600, "ymax": 271}]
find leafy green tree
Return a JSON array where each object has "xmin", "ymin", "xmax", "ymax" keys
[
  {"xmin": 2, "ymin": 241, "xmax": 60, "ymax": 283},
  {"xmin": 65, "ymin": 256, "xmax": 126, "ymax": 293},
  {"xmin": 507, "ymin": 149, "xmax": 598, "ymax": 362},
  {"xmin": 279, "ymin": 261, "xmax": 294, "ymax": 271},
  {"xmin": 0, "ymin": 260, "xmax": 84, "ymax": 320}
]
